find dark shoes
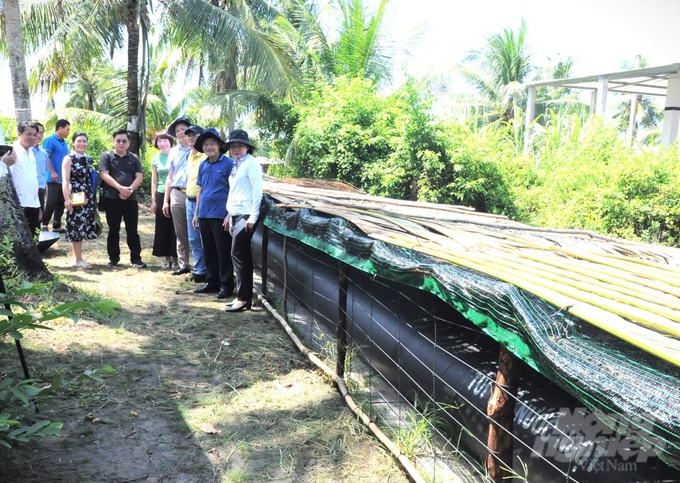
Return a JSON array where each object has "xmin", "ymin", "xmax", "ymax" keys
[
  {"xmin": 107, "ymin": 261, "xmax": 119, "ymax": 268},
  {"xmin": 188, "ymin": 273, "xmax": 206, "ymax": 283},
  {"xmin": 216, "ymin": 288, "xmax": 234, "ymax": 299},
  {"xmin": 172, "ymin": 266, "xmax": 191, "ymax": 275},
  {"xmin": 225, "ymin": 299, "xmax": 251, "ymax": 312},
  {"xmin": 194, "ymin": 284, "xmax": 220, "ymax": 294},
  {"xmin": 131, "ymin": 260, "xmax": 147, "ymax": 268}
]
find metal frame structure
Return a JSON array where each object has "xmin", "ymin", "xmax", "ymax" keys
[{"xmin": 524, "ymin": 63, "xmax": 680, "ymax": 151}]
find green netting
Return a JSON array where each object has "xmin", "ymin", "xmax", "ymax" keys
[{"xmin": 263, "ymin": 197, "xmax": 680, "ymax": 469}]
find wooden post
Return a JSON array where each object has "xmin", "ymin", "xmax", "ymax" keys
[
  {"xmin": 261, "ymin": 226, "xmax": 269, "ymax": 302},
  {"xmin": 282, "ymin": 235, "xmax": 288, "ymax": 321},
  {"xmin": 336, "ymin": 262, "xmax": 348, "ymax": 378},
  {"xmin": 487, "ymin": 345, "xmax": 521, "ymax": 482},
  {"xmin": 0, "ymin": 273, "xmax": 30, "ymax": 380}
]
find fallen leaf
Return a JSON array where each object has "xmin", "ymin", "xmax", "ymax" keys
[{"xmin": 84, "ymin": 413, "xmax": 95, "ymax": 421}]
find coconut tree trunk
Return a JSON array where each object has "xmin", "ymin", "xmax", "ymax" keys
[
  {"xmin": 0, "ymin": 173, "xmax": 50, "ymax": 280},
  {"xmin": 3, "ymin": 0, "xmax": 32, "ymax": 123},
  {"xmin": 126, "ymin": 0, "xmax": 141, "ymax": 154}
]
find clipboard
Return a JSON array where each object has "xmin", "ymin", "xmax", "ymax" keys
[{"xmin": 232, "ymin": 217, "xmax": 247, "ymax": 236}]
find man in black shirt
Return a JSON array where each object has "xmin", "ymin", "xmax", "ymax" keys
[{"xmin": 99, "ymin": 129, "xmax": 146, "ymax": 268}]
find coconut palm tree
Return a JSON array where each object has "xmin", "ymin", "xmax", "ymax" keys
[
  {"xmin": 612, "ymin": 57, "xmax": 663, "ymax": 144},
  {"xmin": 1, "ymin": 0, "xmax": 32, "ymax": 123},
  {"xmin": 0, "ymin": 0, "xmax": 51, "ymax": 278},
  {"xmin": 23, "ymin": 0, "xmax": 302, "ymax": 151},
  {"xmin": 459, "ymin": 19, "xmax": 534, "ymax": 126},
  {"xmin": 283, "ymin": 0, "xmax": 394, "ymax": 85},
  {"xmin": 22, "ymin": 0, "xmax": 151, "ymax": 152},
  {"xmin": 154, "ymin": 0, "xmax": 302, "ymax": 132},
  {"xmin": 613, "ymin": 95, "xmax": 662, "ymax": 144},
  {"xmin": 330, "ymin": 0, "xmax": 392, "ymax": 84}
]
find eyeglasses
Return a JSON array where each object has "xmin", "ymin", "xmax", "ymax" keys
[{"xmin": 114, "ymin": 139, "xmax": 129, "ymax": 144}]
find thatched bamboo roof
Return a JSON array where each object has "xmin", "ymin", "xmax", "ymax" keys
[{"xmin": 264, "ymin": 177, "xmax": 680, "ymax": 368}]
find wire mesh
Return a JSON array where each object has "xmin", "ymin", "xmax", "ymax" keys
[{"xmin": 256, "ymin": 199, "xmax": 680, "ymax": 482}]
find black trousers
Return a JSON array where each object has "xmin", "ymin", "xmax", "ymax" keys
[
  {"xmin": 199, "ymin": 218, "xmax": 234, "ymax": 290},
  {"xmin": 38, "ymin": 188, "xmax": 46, "ymax": 212},
  {"xmin": 23, "ymin": 207, "xmax": 41, "ymax": 237},
  {"xmin": 230, "ymin": 215, "xmax": 256, "ymax": 302},
  {"xmin": 104, "ymin": 198, "xmax": 142, "ymax": 263},
  {"xmin": 41, "ymin": 182, "xmax": 64, "ymax": 228},
  {"xmin": 152, "ymin": 192, "xmax": 177, "ymax": 257}
]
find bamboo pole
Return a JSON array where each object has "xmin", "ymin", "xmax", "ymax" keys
[{"xmin": 258, "ymin": 293, "xmax": 428, "ymax": 483}]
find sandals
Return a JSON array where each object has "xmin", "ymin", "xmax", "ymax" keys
[
  {"xmin": 73, "ymin": 259, "xmax": 93, "ymax": 269},
  {"xmin": 161, "ymin": 261, "xmax": 172, "ymax": 269}
]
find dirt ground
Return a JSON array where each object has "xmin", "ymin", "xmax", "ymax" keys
[{"xmin": 0, "ymin": 208, "xmax": 411, "ymax": 483}]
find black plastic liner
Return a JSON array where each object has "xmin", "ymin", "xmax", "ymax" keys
[{"xmin": 261, "ymin": 195, "xmax": 680, "ymax": 474}]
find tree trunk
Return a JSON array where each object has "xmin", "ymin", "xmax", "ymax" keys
[
  {"xmin": 3, "ymin": 0, "xmax": 33, "ymax": 123},
  {"xmin": 126, "ymin": 0, "xmax": 141, "ymax": 155},
  {"xmin": 0, "ymin": 173, "xmax": 50, "ymax": 280}
]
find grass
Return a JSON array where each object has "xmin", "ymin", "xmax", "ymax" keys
[{"xmin": 0, "ymin": 209, "xmax": 411, "ymax": 483}]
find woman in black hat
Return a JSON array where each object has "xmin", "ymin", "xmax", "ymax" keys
[
  {"xmin": 222, "ymin": 129, "xmax": 263, "ymax": 312},
  {"xmin": 191, "ymin": 128, "xmax": 235, "ymax": 299}
]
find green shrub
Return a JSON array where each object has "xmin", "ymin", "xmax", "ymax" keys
[{"xmin": 600, "ymin": 147, "xmax": 680, "ymax": 245}]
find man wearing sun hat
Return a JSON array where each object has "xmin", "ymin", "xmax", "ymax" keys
[
  {"xmin": 162, "ymin": 116, "xmax": 194, "ymax": 276},
  {"xmin": 183, "ymin": 124, "xmax": 208, "ymax": 284},
  {"xmin": 222, "ymin": 129, "xmax": 263, "ymax": 313},
  {"xmin": 191, "ymin": 128, "xmax": 235, "ymax": 299}
]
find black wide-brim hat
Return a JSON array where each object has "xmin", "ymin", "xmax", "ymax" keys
[
  {"xmin": 195, "ymin": 128, "xmax": 227, "ymax": 154},
  {"xmin": 167, "ymin": 116, "xmax": 191, "ymax": 137},
  {"xmin": 185, "ymin": 125, "xmax": 204, "ymax": 136},
  {"xmin": 224, "ymin": 129, "xmax": 255, "ymax": 149}
]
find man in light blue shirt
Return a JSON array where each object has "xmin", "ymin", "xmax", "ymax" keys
[
  {"xmin": 32, "ymin": 121, "xmax": 49, "ymax": 213},
  {"xmin": 162, "ymin": 117, "xmax": 197, "ymax": 277}
]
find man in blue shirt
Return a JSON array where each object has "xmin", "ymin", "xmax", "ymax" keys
[
  {"xmin": 191, "ymin": 128, "xmax": 234, "ymax": 298},
  {"xmin": 41, "ymin": 119, "xmax": 70, "ymax": 233},
  {"xmin": 32, "ymin": 121, "xmax": 49, "ymax": 213}
]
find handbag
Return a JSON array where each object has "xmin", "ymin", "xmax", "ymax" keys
[
  {"xmin": 70, "ymin": 191, "xmax": 87, "ymax": 207},
  {"xmin": 98, "ymin": 186, "xmax": 108, "ymax": 211},
  {"xmin": 90, "ymin": 168, "xmax": 99, "ymax": 194}
]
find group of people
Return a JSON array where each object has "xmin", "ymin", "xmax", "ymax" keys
[
  {"xmin": 1, "ymin": 117, "xmax": 263, "ymax": 312},
  {"xmin": 0, "ymin": 120, "xmax": 71, "ymax": 237},
  {"xmin": 150, "ymin": 117, "xmax": 263, "ymax": 312}
]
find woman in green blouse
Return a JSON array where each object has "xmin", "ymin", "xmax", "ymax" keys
[{"xmin": 150, "ymin": 131, "xmax": 178, "ymax": 269}]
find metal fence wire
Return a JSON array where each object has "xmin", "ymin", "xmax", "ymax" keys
[{"xmin": 254, "ymin": 197, "xmax": 680, "ymax": 483}]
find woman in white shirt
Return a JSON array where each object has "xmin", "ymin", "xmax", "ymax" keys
[{"xmin": 222, "ymin": 130, "xmax": 263, "ymax": 313}]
